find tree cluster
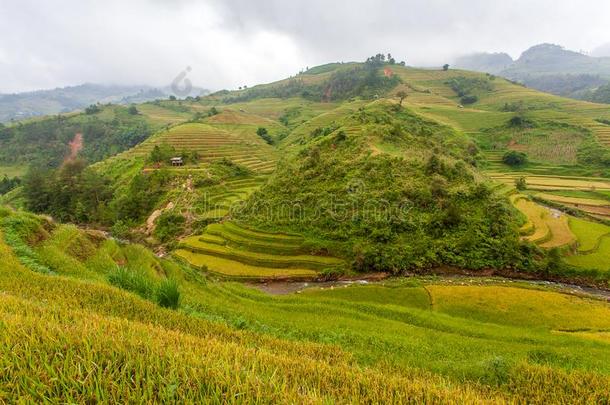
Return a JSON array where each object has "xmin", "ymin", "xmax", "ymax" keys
[
  {"xmin": 22, "ymin": 160, "xmax": 113, "ymax": 224},
  {"xmin": 0, "ymin": 175, "xmax": 21, "ymax": 195}
]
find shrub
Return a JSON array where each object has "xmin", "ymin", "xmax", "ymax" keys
[
  {"xmin": 0, "ymin": 175, "xmax": 21, "ymax": 195},
  {"xmin": 148, "ymin": 143, "xmax": 177, "ymax": 164},
  {"xmin": 85, "ymin": 104, "xmax": 100, "ymax": 114},
  {"xmin": 508, "ymin": 115, "xmax": 534, "ymax": 128},
  {"xmin": 445, "ymin": 76, "xmax": 492, "ymax": 97},
  {"xmin": 111, "ymin": 220, "xmax": 132, "ymax": 240},
  {"xmin": 216, "ymin": 158, "xmax": 251, "ymax": 177},
  {"xmin": 156, "ymin": 278, "xmax": 180, "ymax": 309},
  {"xmin": 256, "ymin": 127, "xmax": 274, "ymax": 144},
  {"xmin": 503, "ymin": 151, "xmax": 528, "ymax": 166},
  {"xmin": 154, "ymin": 212, "xmax": 186, "ymax": 243},
  {"xmin": 515, "ymin": 177, "xmax": 527, "ymax": 191},
  {"xmin": 460, "ymin": 95, "xmax": 478, "ymax": 105},
  {"xmin": 108, "ymin": 267, "xmax": 155, "ymax": 299},
  {"xmin": 481, "ymin": 356, "xmax": 510, "ymax": 385}
]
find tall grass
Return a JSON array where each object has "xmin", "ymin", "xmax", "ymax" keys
[
  {"xmin": 108, "ymin": 266, "xmax": 156, "ymax": 299},
  {"xmin": 156, "ymin": 278, "xmax": 180, "ymax": 309}
]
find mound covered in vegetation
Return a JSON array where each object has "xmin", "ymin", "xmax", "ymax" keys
[{"xmin": 237, "ymin": 101, "xmax": 532, "ymax": 272}]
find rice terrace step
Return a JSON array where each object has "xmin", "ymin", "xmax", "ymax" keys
[{"xmin": 174, "ymin": 222, "xmax": 345, "ymax": 279}]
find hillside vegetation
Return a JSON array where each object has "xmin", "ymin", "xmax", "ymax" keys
[
  {"xmin": 1, "ymin": 206, "xmax": 610, "ymax": 403},
  {"xmin": 238, "ymin": 100, "xmax": 528, "ymax": 272},
  {"xmin": 1, "ymin": 60, "xmax": 609, "ymax": 284}
]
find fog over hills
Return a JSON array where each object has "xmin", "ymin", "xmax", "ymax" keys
[
  {"xmin": 455, "ymin": 43, "xmax": 610, "ymax": 101},
  {"xmin": 0, "ymin": 84, "xmax": 208, "ymax": 122}
]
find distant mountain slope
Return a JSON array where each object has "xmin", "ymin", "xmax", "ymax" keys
[
  {"xmin": 503, "ymin": 44, "xmax": 610, "ymax": 78},
  {"xmin": 453, "ymin": 52, "xmax": 513, "ymax": 74},
  {"xmin": 455, "ymin": 44, "xmax": 610, "ymax": 100},
  {"xmin": 0, "ymin": 83, "xmax": 208, "ymax": 123}
]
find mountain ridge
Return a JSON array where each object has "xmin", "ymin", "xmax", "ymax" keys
[
  {"xmin": 454, "ymin": 43, "xmax": 610, "ymax": 100},
  {"xmin": 0, "ymin": 83, "xmax": 209, "ymax": 123}
]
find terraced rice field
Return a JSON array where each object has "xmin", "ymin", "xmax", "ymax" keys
[
  {"xmin": 489, "ymin": 173, "xmax": 610, "ymax": 192},
  {"xmin": 128, "ymin": 122, "xmax": 278, "ymax": 174},
  {"xmin": 185, "ymin": 279, "xmax": 610, "ymax": 402},
  {"xmin": 511, "ymin": 194, "xmax": 576, "ymax": 248},
  {"xmin": 564, "ymin": 236, "xmax": 610, "ymax": 272},
  {"xmin": 196, "ymin": 177, "xmax": 268, "ymax": 221},
  {"xmin": 535, "ymin": 192, "xmax": 610, "ymax": 207},
  {"xmin": 137, "ymin": 103, "xmax": 193, "ymax": 125},
  {"xmin": 564, "ymin": 217, "xmax": 610, "ymax": 272},
  {"xmin": 175, "ymin": 222, "xmax": 344, "ymax": 279},
  {"xmin": 568, "ymin": 217, "xmax": 610, "ymax": 253}
]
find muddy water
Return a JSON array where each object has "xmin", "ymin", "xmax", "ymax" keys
[{"xmin": 248, "ymin": 280, "xmax": 371, "ymax": 295}]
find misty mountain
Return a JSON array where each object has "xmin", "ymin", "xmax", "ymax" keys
[
  {"xmin": 0, "ymin": 83, "xmax": 209, "ymax": 123},
  {"xmin": 453, "ymin": 52, "xmax": 513, "ymax": 74},
  {"xmin": 592, "ymin": 42, "xmax": 610, "ymax": 57},
  {"xmin": 502, "ymin": 44, "xmax": 610, "ymax": 78},
  {"xmin": 454, "ymin": 43, "xmax": 610, "ymax": 101}
]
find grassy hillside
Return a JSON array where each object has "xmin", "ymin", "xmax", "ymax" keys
[
  {"xmin": 236, "ymin": 99, "xmax": 531, "ymax": 273},
  {"xmin": 1, "ymin": 206, "xmax": 610, "ymax": 402},
  {"xmin": 2, "ymin": 61, "xmax": 609, "ymax": 279}
]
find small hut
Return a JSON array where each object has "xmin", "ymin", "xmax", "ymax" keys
[{"xmin": 170, "ymin": 157, "xmax": 184, "ymax": 167}]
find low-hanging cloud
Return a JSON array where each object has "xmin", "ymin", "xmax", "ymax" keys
[{"xmin": 1, "ymin": 0, "xmax": 609, "ymax": 93}]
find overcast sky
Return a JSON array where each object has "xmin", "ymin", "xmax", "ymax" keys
[{"xmin": 1, "ymin": 0, "xmax": 610, "ymax": 93}]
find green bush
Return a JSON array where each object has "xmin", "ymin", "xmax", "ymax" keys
[
  {"xmin": 256, "ymin": 127, "xmax": 274, "ymax": 145},
  {"xmin": 515, "ymin": 177, "xmax": 527, "ymax": 191},
  {"xmin": 445, "ymin": 76, "xmax": 492, "ymax": 97},
  {"xmin": 460, "ymin": 95, "xmax": 478, "ymax": 105},
  {"xmin": 502, "ymin": 151, "xmax": 528, "ymax": 166},
  {"xmin": 154, "ymin": 212, "xmax": 186, "ymax": 243},
  {"xmin": 111, "ymin": 220, "xmax": 132, "ymax": 239},
  {"xmin": 156, "ymin": 278, "xmax": 180, "ymax": 309}
]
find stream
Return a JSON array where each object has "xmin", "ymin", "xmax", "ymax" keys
[{"xmin": 249, "ymin": 275, "xmax": 610, "ymax": 301}]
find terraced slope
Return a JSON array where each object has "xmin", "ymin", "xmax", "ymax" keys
[
  {"xmin": 137, "ymin": 103, "xmax": 194, "ymax": 125},
  {"xmin": 128, "ymin": 121, "xmax": 278, "ymax": 174},
  {"xmin": 490, "ymin": 173, "xmax": 610, "ymax": 192},
  {"xmin": 394, "ymin": 67, "xmax": 610, "ymax": 147},
  {"xmin": 564, "ymin": 217, "xmax": 610, "ymax": 272},
  {"xmin": 175, "ymin": 222, "xmax": 344, "ymax": 279},
  {"xmin": 511, "ymin": 194, "xmax": 576, "ymax": 248},
  {"xmin": 194, "ymin": 176, "xmax": 268, "ymax": 221}
]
